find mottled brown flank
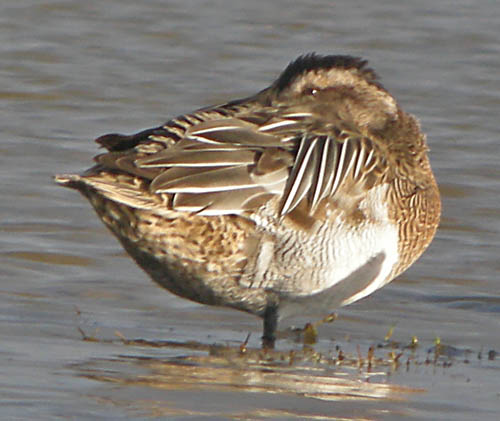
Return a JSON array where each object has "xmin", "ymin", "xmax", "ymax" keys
[
  {"xmin": 78, "ymin": 175, "xmax": 273, "ymax": 316},
  {"xmin": 55, "ymin": 53, "xmax": 440, "ymax": 347}
]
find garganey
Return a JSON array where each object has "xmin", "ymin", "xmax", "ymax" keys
[{"xmin": 55, "ymin": 53, "xmax": 441, "ymax": 348}]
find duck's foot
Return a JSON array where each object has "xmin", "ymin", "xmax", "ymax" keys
[{"xmin": 262, "ymin": 304, "xmax": 278, "ymax": 349}]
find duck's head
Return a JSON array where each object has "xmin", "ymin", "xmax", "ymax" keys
[{"xmin": 268, "ymin": 53, "xmax": 399, "ymax": 131}]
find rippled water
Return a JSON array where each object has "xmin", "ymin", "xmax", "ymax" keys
[{"xmin": 2, "ymin": 0, "xmax": 500, "ymax": 419}]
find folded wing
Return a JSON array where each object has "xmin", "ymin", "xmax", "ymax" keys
[{"xmin": 94, "ymin": 112, "xmax": 388, "ymax": 217}]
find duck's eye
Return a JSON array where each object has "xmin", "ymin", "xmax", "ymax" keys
[{"xmin": 305, "ymin": 87, "xmax": 318, "ymax": 96}]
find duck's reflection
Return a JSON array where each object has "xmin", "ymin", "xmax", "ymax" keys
[{"xmin": 75, "ymin": 340, "xmax": 423, "ymax": 403}]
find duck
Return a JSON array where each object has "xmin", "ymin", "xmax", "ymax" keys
[{"xmin": 55, "ymin": 53, "xmax": 441, "ymax": 348}]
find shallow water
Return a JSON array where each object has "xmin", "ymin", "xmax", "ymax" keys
[{"xmin": 2, "ymin": 0, "xmax": 500, "ymax": 419}]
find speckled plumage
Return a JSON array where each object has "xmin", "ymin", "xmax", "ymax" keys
[{"xmin": 55, "ymin": 53, "xmax": 441, "ymax": 348}]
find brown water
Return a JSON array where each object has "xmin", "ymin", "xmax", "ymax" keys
[{"xmin": 2, "ymin": 0, "xmax": 500, "ymax": 419}]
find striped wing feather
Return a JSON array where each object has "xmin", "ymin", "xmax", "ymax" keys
[
  {"xmin": 96, "ymin": 114, "xmax": 387, "ymax": 217},
  {"xmin": 278, "ymin": 132, "xmax": 384, "ymax": 215}
]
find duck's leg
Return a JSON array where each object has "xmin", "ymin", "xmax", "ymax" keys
[{"xmin": 262, "ymin": 304, "xmax": 278, "ymax": 349}]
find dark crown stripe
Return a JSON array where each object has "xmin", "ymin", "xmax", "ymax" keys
[{"xmin": 275, "ymin": 52, "xmax": 380, "ymax": 92}]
